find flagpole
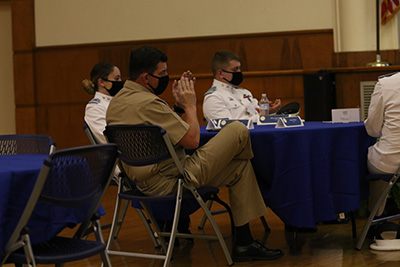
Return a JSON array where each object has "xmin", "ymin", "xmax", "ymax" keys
[{"xmin": 367, "ymin": 0, "xmax": 390, "ymax": 66}]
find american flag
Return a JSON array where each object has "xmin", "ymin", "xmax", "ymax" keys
[{"xmin": 381, "ymin": 0, "xmax": 400, "ymax": 25}]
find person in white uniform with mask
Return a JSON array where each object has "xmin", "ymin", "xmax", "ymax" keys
[
  {"xmin": 83, "ymin": 62, "xmax": 123, "ymax": 143},
  {"xmin": 203, "ymin": 50, "xmax": 281, "ymax": 122}
]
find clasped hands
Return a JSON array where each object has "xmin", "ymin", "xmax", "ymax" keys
[{"xmin": 172, "ymin": 70, "xmax": 196, "ymax": 112}]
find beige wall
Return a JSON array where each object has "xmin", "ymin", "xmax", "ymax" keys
[
  {"xmin": 33, "ymin": 0, "xmax": 400, "ymax": 52},
  {"xmin": 34, "ymin": 0, "xmax": 334, "ymax": 46},
  {"xmin": 0, "ymin": 3, "xmax": 15, "ymax": 134},
  {"xmin": 334, "ymin": 0, "xmax": 399, "ymax": 52}
]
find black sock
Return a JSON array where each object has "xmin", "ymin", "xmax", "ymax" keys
[
  {"xmin": 178, "ymin": 216, "xmax": 191, "ymax": 233},
  {"xmin": 235, "ymin": 223, "xmax": 254, "ymax": 246}
]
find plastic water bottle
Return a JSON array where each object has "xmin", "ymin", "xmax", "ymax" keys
[{"xmin": 259, "ymin": 94, "xmax": 270, "ymax": 116}]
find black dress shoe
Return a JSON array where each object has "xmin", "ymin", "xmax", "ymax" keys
[{"xmin": 233, "ymin": 240, "xmax": 284, "ymax": 262}]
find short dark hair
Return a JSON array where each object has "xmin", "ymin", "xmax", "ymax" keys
[
  {"xmin": 211, "ymin": 50, "xmax": 240, "ymax": 76},
  {"xmin": 129, "ymin": 46, "xmax": 168, "ymax": 80}
]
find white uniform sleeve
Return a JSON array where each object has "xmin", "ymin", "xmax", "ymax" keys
[
  {"xmin": 244, "ymin": 90, "xmax": 259, "ymax": 115},
  {"xmin": 203, "ymin": 94, "xmax": 233, "ymax": 121},
  {"xmin": 365, "ymin": 81, "xmax": 384, "ymax": 138},
  {"xmin": 84, "ymin": 103, "xmax": 108, "ymax": 144},
  {"xmin": 251, "ymin": 93, "xmax": 259, "ymax": 109}
]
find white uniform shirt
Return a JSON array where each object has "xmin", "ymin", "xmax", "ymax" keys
[
  {"xmin": 365, "ymin": 72, "xmax": 400, "ymax": 173},
  {"xmin": 84, "ymin": 91, "xmax": 112, "ymax": 144},
  {"xmin": 203, "ymin": 79, "xmax": 259, "ymax": 122}
]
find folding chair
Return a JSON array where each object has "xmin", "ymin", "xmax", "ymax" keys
[
  {"xmin": 83, "ymin": 121, "xmax": 99, "ymax": 146},
  {"xmin": 0, "ymin": 134, "xmax": 56, "ymax": 155},
  {"xmin": 83, "ymin": 122, "xmax": 160, "ymax": 247},
  {"xmin": 1, "ymin": 144, "xmax": 118, "ymax": 266},
  {"xmin": 356, "ymin": 167, "xmax": 400, "ymax": 250},
  {"xmin": 104, "ymin": 124, "xmax": 234, "ymax": 267}
]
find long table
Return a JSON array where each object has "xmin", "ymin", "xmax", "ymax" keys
[{"xmin": 199, "ymin": 121, "xmax": 375, "ymax": 228}]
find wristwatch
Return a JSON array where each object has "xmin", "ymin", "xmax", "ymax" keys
[{"xmin": 173, "ymin": 104, "xmax": 185, "ymax": 114}]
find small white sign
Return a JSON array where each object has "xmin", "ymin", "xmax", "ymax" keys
[
  {"xmin": 331, "ymin": 108, "xmax": 360, "ymax": 123},
  {"xmin": 275, "ymin": 116, "xmax": 304, "ymax": 128}
]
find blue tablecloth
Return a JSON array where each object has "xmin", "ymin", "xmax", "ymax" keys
[
  {"xmin": 0, "ymin": 154, "xmax": 105, "ymax": 257},
  {"xmin": 198, "ymin": 121, "xmax": 375, "ymax": 228}
]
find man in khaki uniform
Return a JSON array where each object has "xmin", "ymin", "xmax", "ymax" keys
[{"xmin": 106, "ymin": 46, "xmax": 283, "ymax": 262}]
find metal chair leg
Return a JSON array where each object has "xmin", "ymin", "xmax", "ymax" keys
[
  {"xmin": 198, "ymin": 199, "xmax": 214, "ymax": 230},
  {"xmin": 112, "ymin": 199, "xmax": 129, "ymax": 239},
  {"xmin": 356, "ymin": 176, "xmax": 398, "ymax": 250},
  {"xmin": 187, "ymin": 185, "xmax": 233, "ymax": 266},
  {"xmin": 135, "ymin": 208, "xmax": 161, "ymax": 248},
  {"xmin": 93, "ymin": 220, "xmax": 112, "ymax": 267}
]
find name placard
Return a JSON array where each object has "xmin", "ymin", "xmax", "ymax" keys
[
  {"xmin": 257, "ymin": 115, "xmax": 289, "ymax": 125},
  {"xmin": 206, "ymin": 118, "xmax": 254, "ymax": 131},
  {"xmin": 331, "ymin": 108, "xmax": 360, "ymax": 123},
  {"xmin": 275, "ymin": 116, "xmax": 304, "ymax": 128}
]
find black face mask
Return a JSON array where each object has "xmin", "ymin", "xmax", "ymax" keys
[
  {"xmin": 148, "ymin": 73, "xmax": 170, "ymax": 95},
  {"xmin": 221, "ymin": 69, "xmax": 243, "ymax": 86},
  {"xmin": 103, "ymin": 79, "xmax": 124, "ymax": 96}
]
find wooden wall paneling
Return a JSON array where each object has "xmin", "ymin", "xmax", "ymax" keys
[
  {"xmin": 97, "ymin": 29, "xmax": 334, "ymax": 76},
  {"xmin": 33, "ymin": 48, "xmax": 101, "ymax": 147},
  {"xmin": 99, "ymin": 45, "xmax": 132, "ymax": 79},
  {"xmin": 159, "ymin": 39, "xmax": 224, "ymax": 74},
  {"xmin": 335, "ymin": 73, "xmax": 363, "ymax": 109},
  {"xmin": 333, "ymin": 50, "xmax": 400, "ymax": 68},
  {"xmin": 279, "ymin": 38, "xmax": 292, "ymax": 69},
  {"xmin": 240, "ymin": 30, "xmax": 334, "ymax": 71},
  {"xmin": 11, "ymin": 0, "xmax": 34, "ymax": 51},
  {"xmin": 36, "ymin": 104, "xmax": 90, "ymax": 149},
  {"xmin": 12, "ymin": 0, "xmax": 36, "ymax": 134},
  {"xmin": 240, "ymin": 36, "xmax": 287, "ymax": 71},
  {"xmin": 34, "ymin": 48, "xmax": 101, "ymax": 105},
  {"xmin": 334, "ymin": 67, "xmax": 400, "ymax": 109},
  {"xmin": 291, "ymin": 38, "xmax": 303, "ymax": 69},
  {"xmin": 13, "ymin": 52, "xmax": 35, "ymax": 105},
  {"xmin": 15, "ymin": 107, "xmax": 36, "ymax": 134},
  {"xmin": 296, "ymin": 32, "xmax": 334, "ymax": 69}
]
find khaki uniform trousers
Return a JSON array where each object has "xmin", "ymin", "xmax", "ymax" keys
[
  {"xmin": 136, "ymin": 121, "xmax": 267, "ymax": 227},
  {"xmin": 184, "ymin": 121, "xmax": 267, "ymax": 227}
]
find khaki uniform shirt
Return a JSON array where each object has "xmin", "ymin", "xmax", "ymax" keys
[{"xmin": 106, "ymin": 80, "xmax": 189, "ymax": 195}]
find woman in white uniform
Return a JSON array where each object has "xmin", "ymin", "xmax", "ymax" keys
[{"xmin": 83, "ymin": 62, "xmax": 123, "ymax": 143}]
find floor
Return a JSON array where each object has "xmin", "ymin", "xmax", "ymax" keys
[{"xmin": 10, "ymin": 186, "xmax": 400, "ymax": 267}]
